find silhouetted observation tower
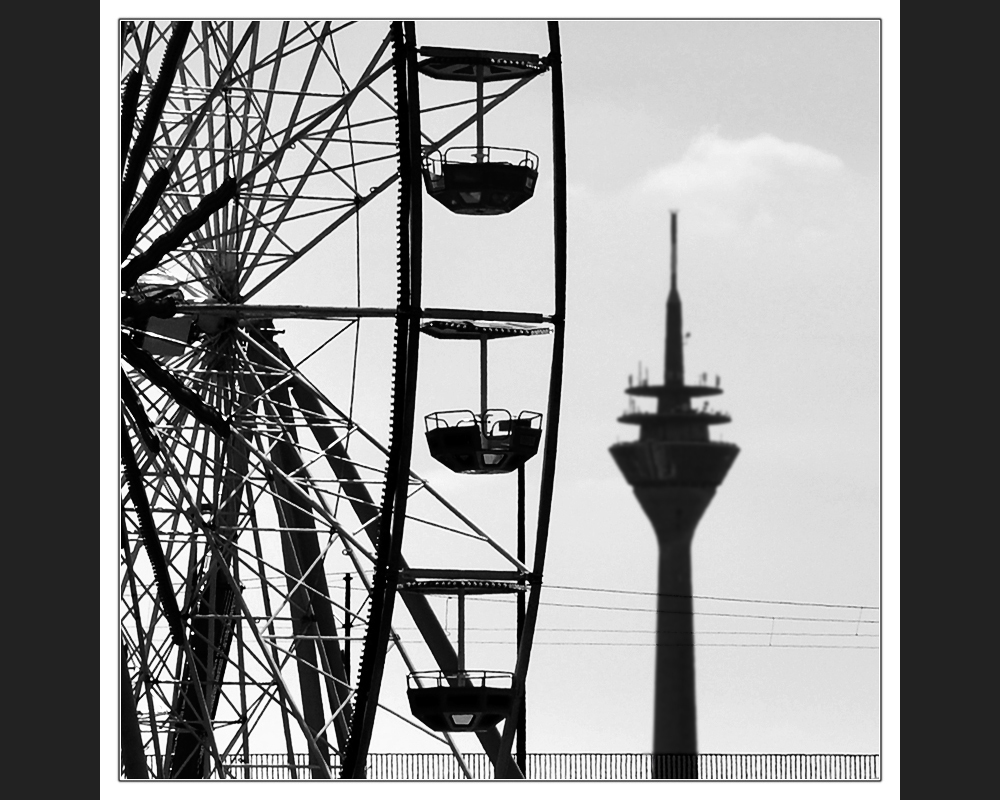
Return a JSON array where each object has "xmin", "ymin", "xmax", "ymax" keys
[{"xmin": 609, "ymin": 211, "xmax": 739, "ymax": 779}]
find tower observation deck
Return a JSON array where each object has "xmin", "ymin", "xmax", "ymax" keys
[{"xmin": 609, "ymin": 211, "xmax": 738, "ymax": 779}]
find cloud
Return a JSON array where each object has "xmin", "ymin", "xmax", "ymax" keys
[
  {"xmin": 642, "ymin": 132, "xmax": 844, "ymax": 196},
  {"xmin": 636, "ymin": 132, "xmax": 848, "ymax": 235}
]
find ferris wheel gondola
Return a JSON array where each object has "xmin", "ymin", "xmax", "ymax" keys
[{"xmin": 417, "ymin": 46, "xmax": 544, "ymax": 215}]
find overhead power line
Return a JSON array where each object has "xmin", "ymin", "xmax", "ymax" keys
[
  {"xmin": 394, "ymin": 627, "xmax": 879, "ymax": 637},
  {"xmin": 324, "ymin": 570, "xmax": 878, "ymax": 613},
  {"xmin": 544, "ymin": 583, "xmax": 878, "ymax": 611},
  {"xmin": 393, "ymin": 639, "xmax": 879, "ymax": 650},
  {"xmin": 467, "ymin": 595, "xmax": 880, "ymax": 625}
]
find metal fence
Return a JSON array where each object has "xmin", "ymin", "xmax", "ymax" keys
[{"xmin": 192, "ymin": 752, "xmax": 880, "ymax": 780}]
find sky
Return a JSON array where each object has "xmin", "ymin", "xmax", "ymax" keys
[{"xmin": 103, "ymin": 5, "xmax": 899, "ymax": 795}]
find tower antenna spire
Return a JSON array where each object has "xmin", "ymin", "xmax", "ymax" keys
[
  {"xmin": 670, "ymin": 209, "xmax": 678, "ymax": 292},
  {"xmin": 665, "ymin": 210, "xmax": 684, "ymax": 386}
]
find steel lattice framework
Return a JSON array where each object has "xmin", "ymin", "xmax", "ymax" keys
[{"xmin": 119, "ymin": 20, "xmax": 566, "ymax": 779}]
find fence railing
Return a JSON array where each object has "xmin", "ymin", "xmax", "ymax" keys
[{"xmin": 178, "ymin": 752, "xmax": 880, "ymax": 780}]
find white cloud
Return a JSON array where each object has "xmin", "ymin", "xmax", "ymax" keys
[
  {"xmin": 642, "ymin": 131, "xmax": 844, "ymax": 196},
  {"xmin": 636, "ymin": 132, "xmax": 848, "ymax": 234}
]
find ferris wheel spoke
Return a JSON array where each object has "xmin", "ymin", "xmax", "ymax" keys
[
  {"xmin": 122, "ymin": 421, "xmax": 188, "ymax": 647},
  {"xmin": 226, "ymin": 48, "xmax": 301, "ymax": 285},
  {"xmin": 235, "ymin": 414, "xmax": 379, "ymax": 563},
  {"xmin": 243, "ymin": 517, "xmax": 306, "ymax": 768},
  {"xmin": 234, "ymin": 47, "xmax": 395, "ymax": 295},
  {"xmin": 294, "ymin": 372, "xmax": 526, "ymax": 569},
  {"xmin": 121, "ymin": 68, "xmax": 143, "ymax": 173},
  {"xmin": 125, "ymin": 24, "xmax": 257, "ymax": 293},
  {"xmin": 196, "ymin": 23, "xmax": 241, "ymax": 191},
  {"xmin": 270, "ymin": 522, "xmax": 352, "ymax": 756},
  {"xmin": 240, "ymin": 32, "xmax": 392, "ymax": 190},
  {"xmin": 163, "ymin": 25, "xmax": 258, "ymax": 179},
  {"xmin": 131, "ymin": 350, "xmax": 380, "ymax": 676},
  {"xmin": 159, "ymin": 511, "xmax": 297, "ymax": 776},
  {"xmin": 165, "ymin": 623, "xmax": 232, "ymax": 778},
  {"xmin": 121, "ymin": 644, "xmax": 150, "ymax": 778},
  {"xmin": 141, "ymin": 419, "xmax": 215, "ymax": 531},
  {"xmin": 273, "ymin": 30, "xmax": 377, "ymax": 199},
  {"xmin": 121, "ymin": 369, "xmax": 162, "ymax": 455},
  {"xmin": 224, "ymin": 36, "xmax": 337, "ymax": 267},
  {"xmin": 125, "ymin": 644, "xmax": 173, "ymax": 736},
  {"xmin": 121, "ymin": 335, "xmax": 231, "ymax": 436},
  {"xmin": 122, "ymin": 556, "xmax": 170, "ymax": 774},
  {"xmin": 235, "ymin": 186, "xmax": 381, "ymax": 301},
  {"xmin": 237, "ymin": 346, "xmax": 374, "ymax": 548},
  {"xmin": 249, "ymin": 333, "xmax": 528, "ymax": 571},
  {"xmin": 123, "ymin": 22, "xmax": 193, "ymax": 216},
  {"xmin": 244, "ymin": 340, "xmax": 381, "ymax": 510},
  {"xmin": 122, "ymin": 428, "xmax": 219, "ymax": 780},
  {"xmin": 130, "ymin": 23, "xmax": 168, "ymax": 74},
  {"xmin": 122, "ymin": 177, "xmax": 239, "ymax": 293},
  {"xmin": 197, "ymin": 524, "xmax": 337, "ymax": 778},
  {"xmin": 122, "ymin": 166, "xmax": 176, "ymax": 261}
]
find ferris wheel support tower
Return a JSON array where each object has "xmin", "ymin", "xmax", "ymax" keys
[{"xmin": 609, "ymin": 212, "xmax": 739, "ymax": 779}]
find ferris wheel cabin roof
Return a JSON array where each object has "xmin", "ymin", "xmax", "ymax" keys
[
  {"xmin": 399, "ymin": 579, "xmax": 526, "ymax": 595},
  {"xmin": 420, "ymin": 319, "xmax": 551, "ymax": 340},
  {"xmin": 417, "ymin": 46, "xmax": 547, "ymax": 81}
]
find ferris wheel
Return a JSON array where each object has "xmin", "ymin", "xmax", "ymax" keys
[{"xmin": 119, "ymin": 20, "xmax": 567, "ymax": 779}]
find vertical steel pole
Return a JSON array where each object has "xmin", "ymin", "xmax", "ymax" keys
[
  {"xmin": 457, "ymin": 592, "xmax": 466, "ymax": 681},
  {"xmin": 516, "ymin": 464, "xmax": 526, "ymax": 775},
  {"xmin": 480, "ymin": 335, "xmax": 488, "ymax": 431},
  {"xmin": 476, "ymin": 65, "xmax": 485, "ymax": 159}
]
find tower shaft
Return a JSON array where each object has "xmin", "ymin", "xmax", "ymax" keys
[{"xmin": 636, "ymin": 485, "xmax": 716, "ymax": 755}]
